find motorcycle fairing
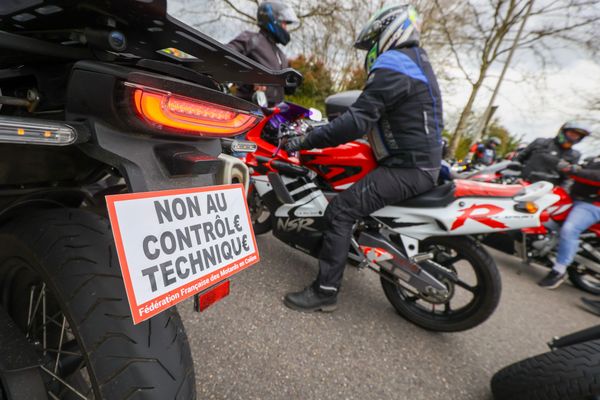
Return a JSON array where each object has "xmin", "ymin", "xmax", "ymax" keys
[
  {"xmin": 300, "ymin": 140, "xmax": 377, "ymax": 191},
  {"xmin": 253, "ymin": 174, "xmax": 328, "ymax": 256},
  {"xmin": 373, "ymin": 192, "xmax": 560, "ymax": 240},
  {"xmin": 255, "ymin": 171, "xmax": 560, "ymax": 241}
]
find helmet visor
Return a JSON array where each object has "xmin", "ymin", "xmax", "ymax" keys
[
  {"xmin": 564, "ymin": 129, "xmax": 587, "ymax": 143},
  {"xmin": 354, "ymin": 7, "xmax": 391, "ymax": 50},
  {"xmin": 355, "ymin": 21, "xmax": 382, "ymax": 50}
]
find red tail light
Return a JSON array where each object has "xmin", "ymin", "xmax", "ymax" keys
[{"xmin": 127, "ymin": 84, "xmax": 260, "ymax": 137}]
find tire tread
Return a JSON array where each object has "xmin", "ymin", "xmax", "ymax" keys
[
  {"xmin": 491, "ymin": 339, "xmax": 600, "ymax": 400},
  {"xmin": 0, "ymin": 208, "xmax": 196, "ymax": 399}
]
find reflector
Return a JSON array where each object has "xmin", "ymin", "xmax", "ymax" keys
[
  {"xmin": 0, "ymin": 116, "xmax": 76, "ymax": 145},
  {"xmin": 196, "ymin": 280, "xmax": 230, "ymax": 312},
  {"xmin": 126, "ymin": 83, "xmax": 260, "ymax": 137}
]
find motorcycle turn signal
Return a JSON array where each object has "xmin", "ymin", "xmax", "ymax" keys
[{"xmin": 514, "ymin": 201, "xmax": 539, "ymax": 214}]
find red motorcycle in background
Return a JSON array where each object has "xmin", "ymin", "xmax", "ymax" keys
[
  {"xmin": 455, "ymin": 160, "xmax": 523, "ymax": 184},
  {"xmin": 481, "ymin": 170, "xmax": 600, "ymax": 294}
]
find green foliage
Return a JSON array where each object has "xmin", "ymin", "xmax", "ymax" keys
[
  {"xmin": 339, "ymin": 66, "xmax": 367, "ymax": 91},
  {"xmin": 286, "ymin": 55, "xmax": 335, "ymax": 112},
  {"xmin": 455, "ymin": 137, "xmax": 474, "ymax": 161}
]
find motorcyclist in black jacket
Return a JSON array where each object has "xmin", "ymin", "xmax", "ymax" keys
[
  {"xmin": 283, "ymin": 5, "xmax": 443, "ymax": 312},
  {"xmin": 516, "ymin": 121, "xmax": 589, "ymax": 183},
  {"xmin": 227, "ymin": 1, "xmax": 298, "ymax": 105}
]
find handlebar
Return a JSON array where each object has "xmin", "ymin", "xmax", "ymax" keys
[{"xmin": 529, "ymin": 171, "xmax": 560, "ymax": 181}]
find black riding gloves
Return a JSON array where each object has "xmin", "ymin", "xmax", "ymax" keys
[{"xmin": 284, "ymin": 135, "xmax": 309, "ymax": 152}]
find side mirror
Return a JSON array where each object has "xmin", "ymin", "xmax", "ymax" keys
[
  {"xmin": 252, "ymin": 90, "xmax": 268, "ymax": 108},
  {"xmin": 308, "ymin": 108, "xmax": 322, "ymax": 122}
]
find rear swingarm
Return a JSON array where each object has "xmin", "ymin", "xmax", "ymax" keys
[{"xmin": 356, "ymin": 231, "xmax": 449, "ymax": 299}]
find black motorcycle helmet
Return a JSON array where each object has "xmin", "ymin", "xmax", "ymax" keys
[
  {"xmin": 257, "ymin": 1, "xmax": 298, "ymax": 46},
  {"xmin": 354, "ymin": 4, "xmax": 421, "ymax": 72}
]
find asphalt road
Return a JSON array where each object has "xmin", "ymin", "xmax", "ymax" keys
[{"xmin": 179, "ymin": 235, "xmax": 598, "ymax": 400}]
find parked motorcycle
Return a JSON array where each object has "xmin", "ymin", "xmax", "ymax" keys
[
  {"xmin": 0, "ymin": 1, "xmax": 300, "ymax": 399},
  {"xmin": 491, "ymin": 324, "xmax": 600, "ymax": 400},
  {"xmin": 481, "ymin": 170, "xmax": 600, "ymax": 294},
  {"xmin": 249, "ymin": 125, "xmax": 560, "ymax": 332},
  {"xmin": 456, "ymin": 160, "xmax": 523, "ymax": 184}
]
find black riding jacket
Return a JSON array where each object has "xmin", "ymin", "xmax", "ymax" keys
[
  {"xmin": 516, "ymin": 137, "xmax": 581, "ymax": 182},
  {"xmin": 227, "ymin": 30, "xmax": 288, "ymax": 105},
  {"xmin": 569, "ymin": 157, "xmax": 600, "ymax": 205},
  {"xmin": 304, "ymin": 46, "xmax": 443, "ymax": 169}
]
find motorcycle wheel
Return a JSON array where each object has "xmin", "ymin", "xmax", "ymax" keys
[
  {"xmin": 0, "ymin": 208, "xmax": 195, "ymax": 399},
  {"xmin": 568, "ymin": 266, "xmax": 600, "ymax": 295},
  {"xmin": 248, "ymin": 182, "xmax": 272, "ymax": 235},
  {"xmin": 380, "ymin": 236, "xmax": 501, "ymax": 332},
  {"xmin": 491, "ymin": 339, "xmax": 600, "ymax": 400}
]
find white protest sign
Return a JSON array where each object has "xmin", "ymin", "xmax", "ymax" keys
[{"xmin": 106, "ymin": 184, "xmax": 259, "ymax": 324}]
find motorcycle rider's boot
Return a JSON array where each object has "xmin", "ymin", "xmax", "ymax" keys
[
  {"xmin": 537, "ymin": 270, "xmax": 567, "ymax": 289},
  {"xmin": 284, "ymin": 283, "xmax": 338, "ymax": 312}
]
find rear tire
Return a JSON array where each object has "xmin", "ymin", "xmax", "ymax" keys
[
  {"xmin": 491, "ymin": 339, "xmax": 600, "ymax": 400},
  {"xmin": 248, "ymin": 182, "xmax": 272, "ymax": 235},
  {"xmin": 0, "ymin": 208, "xmax": 195, "ymax": 399},
  {"xmin": 568, "ymin": 267, "xmax": 600, "ymax": 295},
  {"xmin": 380, "ymin": 236, "xmax": 501, "ymax": 332}
]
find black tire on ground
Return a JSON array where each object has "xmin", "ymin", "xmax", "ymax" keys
[
  {"xmin": 0, "ymin": 208, "xmax": 195, "ymax": 399},
  {"xmin": 248, "ymin": 183, "xmax": 272, "ymax": 235},
  {"xmin": 380, "ymin": 236, "xmax": 502, "ymax": 332},
  {"xmin": 568, "ymin": 268, "xmax": 600, "ymax": 295},
  {"xmin": 491, "ymin": 339, "xmax": 600, "ymax": 400}
]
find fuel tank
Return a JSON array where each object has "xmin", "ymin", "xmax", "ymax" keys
[{"xmin": 300, "ymin": 139, "xmax": 377, "ymax": 191}]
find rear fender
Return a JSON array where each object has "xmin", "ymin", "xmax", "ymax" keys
[
  {"xmin": 0, "ymin": 188, "xmax": 88, "ymax": 224},
  {"xmin": 79, "ymin": 122, "xmax": 221, "ymax": 192}
]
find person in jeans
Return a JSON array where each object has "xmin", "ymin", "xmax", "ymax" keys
[
  {"xmin": 282, "ymin": 5, "xmax": 443, "ymax": 312},
  {"xmin": 539, "ymin": 153, "xmax": 600, "ymax": 289}
]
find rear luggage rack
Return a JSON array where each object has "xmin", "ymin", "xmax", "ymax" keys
[{"xmin": 0, "ymin": 0, "xmax": 302, "ymax": 89}]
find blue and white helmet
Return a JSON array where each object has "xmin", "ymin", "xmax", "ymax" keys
[
  {"xmin": 257, "ymin": 1, "xmax": 298, "ymax": 46},
  {"xmin": 354, "ymin": 4, "xmax": 422, "ymax": 72}
]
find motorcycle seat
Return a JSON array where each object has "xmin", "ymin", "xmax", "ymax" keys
[{"xmin": 396, "ymin": 182, "xmax": 456, "ymax": 208}]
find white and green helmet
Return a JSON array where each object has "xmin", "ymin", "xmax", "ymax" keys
[{"xmin": 354, "ymin": 4, "xmax": 422, "ymax": 71}]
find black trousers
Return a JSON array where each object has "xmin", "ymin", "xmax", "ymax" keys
[{"xmin": 316, "ymin": 166, "xmax": 436, "ymax": 292}]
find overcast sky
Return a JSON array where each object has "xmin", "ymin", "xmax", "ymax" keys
[{"xmin": 168, "ymin": 0, "xmax": 600, "ymax": 156}]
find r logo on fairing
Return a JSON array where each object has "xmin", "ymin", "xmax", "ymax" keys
[{"xmin": 451, "ymin": 204, "xmax": 508, "ymax": 230}]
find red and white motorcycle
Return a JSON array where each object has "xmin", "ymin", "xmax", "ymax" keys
[{"xmin": 253, "ymin": 150, "xmax": 559, "ymax": 332}]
